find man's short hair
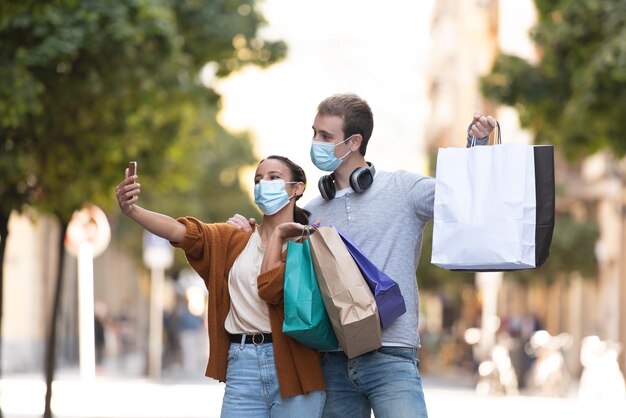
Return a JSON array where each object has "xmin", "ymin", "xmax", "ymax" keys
[{"xmin": 317, "ymin": 93, "xmax": 374, "ymax": 156}]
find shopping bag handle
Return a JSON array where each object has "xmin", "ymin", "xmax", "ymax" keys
[
  {"xmin": 469, "ymin": 120, "xmax": 501, "ymax": 147},
  {"xmin": 296, "ymin": 225, "xmax": 315, "ymax": 242}
]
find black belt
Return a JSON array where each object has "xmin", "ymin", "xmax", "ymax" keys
[{"xmin": 229, "ymin": 333, "xmax": 272, "ymax": 345}]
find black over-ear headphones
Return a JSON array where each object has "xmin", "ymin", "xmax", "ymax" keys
[{"xmin": 318, "ymin": 162, "xmax": 376, "ymax": 201}]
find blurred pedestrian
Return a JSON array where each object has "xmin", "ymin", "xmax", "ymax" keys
[
  {"xmin": 162, "ymin": 306, "xmax": 182, "ymax": 371},
  {"xmin": 115, "ymin": 155, "xmax": 325, "ymax": 417},
  {"xmin": 94, "ymin": 301, "xmax": 109, "ymax": 372},
  {"xmin": 94, "ymin": 315, "xmax": 106, "ymax": 368},
  {"xmin": 177, "ymin": 292, "xmax": 207, "ymax": 375}
]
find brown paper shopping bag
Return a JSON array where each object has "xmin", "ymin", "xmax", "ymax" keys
[{"xmin": 309, "ymin": 226, "xmax": 381, "ymax": 358}]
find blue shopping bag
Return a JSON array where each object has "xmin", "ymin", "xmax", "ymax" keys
[
  {"xmin": 283, "ymin": 234, "xmax": 338, "ymax": 350},
  {"xmin": 336, "ymin": 228, "xmax": 406, "ymax": 328}
]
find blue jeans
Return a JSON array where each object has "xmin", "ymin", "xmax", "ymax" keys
[
  {"xmin": 221, "ymin": 342, "xmax": 326, "ymax": 418},
  {"xmin": 321, "ymin": 347, "xmax": 428, "ymax": 418}
]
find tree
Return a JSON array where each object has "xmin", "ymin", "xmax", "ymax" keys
[
  {"xmin": 0, "ymin": 1, "xmax": 285, "ymax": 416},
  {"xmin": 481, "ymin": 0, "xmax": 626, "ymax": 159},
  {"xmin": 478, "ymin": 0, "xmax": 613, "ymax": 288}
]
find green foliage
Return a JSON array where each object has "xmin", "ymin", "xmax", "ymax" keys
[
  {"xmin": 172, "ymin": 0, "xmax": 286, "ymax": 75},
  {"xmin": 136, "ymin": 104, "xmax": 261, "ymax": 221},
  {"xmin": 481, "ymin": 0, "xmax": 626, "ymax": 159},
  {"xmin": 0, "ymin": 0, "xmax": 286, "ymax": 227}
]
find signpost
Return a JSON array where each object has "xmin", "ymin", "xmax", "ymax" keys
[
  {"xmin": 65, "ymin": 204, "xmax": 111, "ymax": 381},
  {"xmin": 143, "ymin": 231, "xmax": 174, "ymax": 379},
  {"xmin": 476, "ymin": 271, "xmax": 503, "ymax": 361}
]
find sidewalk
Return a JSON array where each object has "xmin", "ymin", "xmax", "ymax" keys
[
  {"xmin": 3, "ymin": 369, "xmax": 625, "ymax": 418},
  {"xmin": 1, "ymin": 371, "xmax": 225, "ymax": 418}
]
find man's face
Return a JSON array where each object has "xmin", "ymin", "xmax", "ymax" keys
[
  {"xmin": 311, "ymin": 113, "xmax": 358, "ymax": 171},
  {"xmin": 312, "ymin": 113, "xmax": 345, "ymax": 145}
]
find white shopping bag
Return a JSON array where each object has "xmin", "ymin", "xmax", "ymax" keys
[{"xmin": 432, "ymin": 143, "xmax": 545, "ymax": 271}]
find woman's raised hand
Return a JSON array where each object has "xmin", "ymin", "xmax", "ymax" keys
[{"xmin": 115, "ymin": 167, "xmax": 140, "ymax": 216}]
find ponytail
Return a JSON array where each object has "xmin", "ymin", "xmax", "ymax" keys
[{"xmin": 294, "ymin": 206, "xmax": 311, "ymax": 226}]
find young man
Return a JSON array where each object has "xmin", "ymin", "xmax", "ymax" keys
[{"xmin": 230, "ymin": 93, "xmax": 496, "ymax": 418}]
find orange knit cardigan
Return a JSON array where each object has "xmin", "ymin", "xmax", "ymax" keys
[{"xmin": 171, "ymin": 217, "xmax": 325, "ymax": 398}]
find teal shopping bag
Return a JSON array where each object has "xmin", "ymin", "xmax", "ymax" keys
[{"xmin": 283, "ymin": 235, "xmax": 338, "ymax": 350}]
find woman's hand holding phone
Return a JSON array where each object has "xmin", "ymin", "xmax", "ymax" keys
[{"xmin": 115, "ymin": 161, "xmax": 140, "ymax": 215}]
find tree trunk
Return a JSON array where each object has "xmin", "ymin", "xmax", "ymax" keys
[
  {"xmin": 0, "ymin": 210, "xmax": 10, "ymax": 418},
  {"xmin": 43, "ymin": 219, "xmax": 68, "ymax": 418}
]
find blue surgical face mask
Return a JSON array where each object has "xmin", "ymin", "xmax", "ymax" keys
[
  {"xmin": 310, "ymin": 135, "xmax": 354, "ymax": 172},
  {"xmin": 254, "ymin": 179, "xmax": 296, "ymax": 215}
]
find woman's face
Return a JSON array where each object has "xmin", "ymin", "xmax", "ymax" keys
[
  {"xmin": 254, "ymin": 158, "xmax": 304, "ymax": 202},
  {"xmin": 254, "ymin": 158, "xmax": 292, "ymax": 184}
]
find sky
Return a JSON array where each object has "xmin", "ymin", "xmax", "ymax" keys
[{"xmin": 215, "ymin": 0, "xmax": 435, "ymax": 204}]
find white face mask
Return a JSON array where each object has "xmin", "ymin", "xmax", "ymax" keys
[{"xmin": 310, "ymin": 135, "xmax": 353, "ymax": 172}]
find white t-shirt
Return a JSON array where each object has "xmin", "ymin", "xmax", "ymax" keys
[{"xmin": 224, "ymin": 229, "xmax": 272, "ymax": 334}]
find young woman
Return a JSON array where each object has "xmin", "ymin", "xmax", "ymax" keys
[{"xmin": 115, "ymin": 155, "xmax": 325, "ymax": 418}]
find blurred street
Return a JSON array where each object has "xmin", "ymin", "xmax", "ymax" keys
[
  {"xmin": 2, "ymin": 3, "xmax": 626, "ymax": 418},
  {"xmin": 2, "ymin": 370, "xmax": 625, "ymax": 418}
]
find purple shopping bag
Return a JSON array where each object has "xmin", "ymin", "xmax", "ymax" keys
[{"xmin": 336, "ymin": 227, "xmax": 406, "ymax": 328}]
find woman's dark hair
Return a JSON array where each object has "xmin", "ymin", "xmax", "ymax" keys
[{"xmin": 264, "ymin": 155, "xmax": 311, "ymax": 225}]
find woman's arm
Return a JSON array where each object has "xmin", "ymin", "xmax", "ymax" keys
[
  {"xmin": 258, "ymin": 222, "xmax": 318, "ymax": 305},
  {"xmin": 115, "ymin": 169, "xmax": 186, "ymax": 243},
  {"xmin": 261, "ymin": 222, "xmax": 317, "ymax": 273},
  {"xmin": 261, "ymin": 225, "xmax": 291, "ymax": 274}
]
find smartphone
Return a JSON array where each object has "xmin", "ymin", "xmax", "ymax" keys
[{"xmin": 128, "ymin": 161, "xmax": 137, "ymax": 179}]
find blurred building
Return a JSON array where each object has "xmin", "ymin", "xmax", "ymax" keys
[
  {"xmin": 1, "ymin": 208, "xmax": 211, "ymax": 379},
  {"xmin": 425, "ymin": 0, "xmax": 626, "ymax": 377},
  {"xmin": 2, "ymin": 210, "xmax": 148, "ymax": 375},
  {"xmin": 2, "ymin": 211, "xmax": 58, "ymax": 372}
]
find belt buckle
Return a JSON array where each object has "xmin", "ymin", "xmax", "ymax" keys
[{"xmin": 252, "ymin": 333, "xmax": 265, "ymax": 345}]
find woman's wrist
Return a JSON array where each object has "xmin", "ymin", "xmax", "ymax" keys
[{"xmin": 275, "ymin": 225, "xmax": 289, "ymax": 242}]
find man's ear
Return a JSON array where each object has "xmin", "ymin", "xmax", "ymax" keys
[{"xmin": 349, "ymin": 134, "xmax": 363, "ymax": 152}]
